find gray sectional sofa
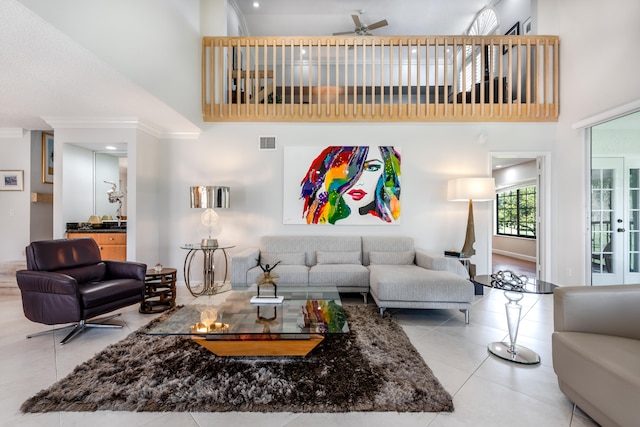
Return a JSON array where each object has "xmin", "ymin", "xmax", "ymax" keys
[{"xmin": 230, "ymin": 235, "xmax": 475, "ymax": 323}]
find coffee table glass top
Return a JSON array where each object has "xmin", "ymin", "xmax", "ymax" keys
[{"xmin": 146, "ymin": 285, "xmax": 349, "ymax": 337}]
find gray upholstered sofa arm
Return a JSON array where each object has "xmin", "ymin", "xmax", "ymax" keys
[
  {"xmin": 554, "ymin": 285, "xmax": 640, "ymax": 340},
  {"xmin": 415, "ymin": 249, "xmax": 469, "ymax": 279},
  {"xmin": 230, "ymin": 247, "xmax": 260, "ymax": 286}
]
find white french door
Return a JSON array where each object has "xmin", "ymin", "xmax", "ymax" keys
[{"xmin": 591, "ymin": 157, "xmax": 640, "ymax": 285}]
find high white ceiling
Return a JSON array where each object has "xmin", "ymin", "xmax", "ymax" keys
[
  {"xmin": 0, "ymin": 0, "xmax": 504, "ymax": 133},
  {"xmin": 234, "ymin": 0, "xmax": 491, "ymax": 36},
  {"xmin": 0, "ymin": 0, "xmax": 200, "ymax": 134}
]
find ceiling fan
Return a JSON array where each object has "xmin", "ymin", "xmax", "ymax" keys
[{"xmin": 333, "ymin": 11, "xmax": 389, "ymax": 36}]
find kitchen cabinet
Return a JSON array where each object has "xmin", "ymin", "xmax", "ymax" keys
[{"xmin": 67, "ymin": 232, "xmax": 126, "ymax": 261}]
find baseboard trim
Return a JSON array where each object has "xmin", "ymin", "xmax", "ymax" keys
[{"xmin": 492, "ymin": 249, "xmax": 536, "ymax": 263}]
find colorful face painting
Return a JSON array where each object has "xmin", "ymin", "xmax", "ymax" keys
[{"xmin": 299, "ymin": 146, "xmax": 401, "ymax": 224}]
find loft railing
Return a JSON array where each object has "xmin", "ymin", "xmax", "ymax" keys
[{"xmin": 202, "ymin": 35, "xmax": 559, "ymax": 122}]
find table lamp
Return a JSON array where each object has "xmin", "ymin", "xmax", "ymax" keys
[
  {"xmin": 447, "ymin": 177, "xmax": 495, "ymax": 259},
  {"xmin": 190, "ymin": 185, "xmax": 230, "ymax": 248}
]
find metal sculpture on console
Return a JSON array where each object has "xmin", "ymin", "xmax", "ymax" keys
[{"xmin": 104, "ymin": 180, "xmax": 125, "ymax": 225}]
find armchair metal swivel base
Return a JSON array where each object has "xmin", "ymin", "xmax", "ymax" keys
[
  {"xmin": 26, "ymin": 313, "xmax": 125, "ymax": 345},
  {"xmin": 16, "ymin": 238, "xmax": 147, "ymax": 345}
]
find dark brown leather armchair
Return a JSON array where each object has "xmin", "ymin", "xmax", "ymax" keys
[{"xmin": 16, "ymin": 238, "xmax": 146, "ymax": 344}]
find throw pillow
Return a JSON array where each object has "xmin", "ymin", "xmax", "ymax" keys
[
  {"xmin": 316, "ymin": 250, "xmax": 361, "ymax": 265},
  {"xmin": 369, "ymin": 250, "xmax": 415, "ymax": 265},
  {"xmin": 260, "ymin": 251, "xmax": 306, "ymax": 266}
]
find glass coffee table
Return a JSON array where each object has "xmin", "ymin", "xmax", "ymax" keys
[
  {"xmin": 147, "ymin": 285, "xmax": 349, "ymax": 357},
  {"xmin": 474, "ymin": 273, "xmax": 557, "ymax": 365}
]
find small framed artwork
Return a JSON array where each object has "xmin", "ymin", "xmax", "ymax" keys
[
  {"xmin": 42, "ymin": 132, "xmax": 54, "ymax": 184},
  {"xmin": 503, "ymin": 22, "xmax": 520, "ymax": 55},
  {"xmin": 522, "ymin": 17, "xmax": 532, "ymax": 35},
  {"xmin": 0, "ymin": 170, "xmax": 24, "ymax": 191}
]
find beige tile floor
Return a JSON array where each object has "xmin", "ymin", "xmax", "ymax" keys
[{"xmin": 0, "ymin": 286, "xmax": 600, "ymax": 427}]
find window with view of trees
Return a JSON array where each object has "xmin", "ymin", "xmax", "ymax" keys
[{"xmin": 496, "ymin": 185, "xmax": 537, "ymax": 238}]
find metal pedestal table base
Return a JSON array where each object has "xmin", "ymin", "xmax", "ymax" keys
[{"xmin": 488, "ymin": 341, "xmax": 540, "ymax": 365}]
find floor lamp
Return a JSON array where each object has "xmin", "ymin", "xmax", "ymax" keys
[
  {"xmin": 190, "ymin": 185, "xmax": 230, "ymax": 248},
  {"xmin": 447, "ymin": 177, "xmax": 495, "ymax": 276}
]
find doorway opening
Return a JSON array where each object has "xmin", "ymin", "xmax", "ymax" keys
[
  {"xmin": 590, "ymin": 110, "xmax": 640, "ymax": 285},
  {"xmin": 490, "ymin": 153, "xmax": 550, "ymax": 280}
]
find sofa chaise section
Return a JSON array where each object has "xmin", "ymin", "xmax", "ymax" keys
[{"xmin": 363, "ymin": 236, "xmax": 474, "ymax": 323}]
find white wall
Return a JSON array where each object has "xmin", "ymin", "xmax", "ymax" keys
[
  {"xmin": 536, "ymin": 0, "xmax": 640, "ymax": 285},
  {"xmin": 131, "ymin": 129, "xmax": 161, "ymax": 266},
  {"xmin": 19, "ymin": 0, "xmax": 202, "ymax": 125},
  {"xmin": 62, "ymin": 144, "xmax": 94, "ymax": 223},
  {"xmin": 156, "ymin": 122, "xmax": 555, "ymax": 281},
  {"xmin": 0, "ymin": 130, "xmax": 31, "ymax": 261}
]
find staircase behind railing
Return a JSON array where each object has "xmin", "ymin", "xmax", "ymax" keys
[{"xmin": 202, "ymin": 35, "xmax": 559, "ymax": 122}]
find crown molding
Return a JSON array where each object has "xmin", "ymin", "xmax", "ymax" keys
[
  {"xmin": 0, "ymin": 128, "xmax": 26, "ymax": 138},
  {"xmin": 41, "ymin": 117, "xmax": 201, "ymax": 140}
]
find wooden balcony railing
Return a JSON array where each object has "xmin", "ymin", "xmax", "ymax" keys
[{"xmin": 202, "ymin": 35, "xmax": 559, "ymax": 122}]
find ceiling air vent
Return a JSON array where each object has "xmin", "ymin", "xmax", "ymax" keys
[{"xmin": 259, "ymin": 136, "xmax": 276, "ymax": 150}]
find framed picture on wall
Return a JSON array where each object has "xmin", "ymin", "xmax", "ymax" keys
[
  {"xmin": 0, "ymin": 170, "xmax": 24, "ymax": 191},
  {"xmin": 522, "ymin": 17, "xmax": 532, "ymax": 35},
  {"xmin": 283, "ymin": 146, "xmax": 402, "ymax": 225},
  {"xmin": 42, "ymin": 132, "xmax": 54, "ymax": 184}
]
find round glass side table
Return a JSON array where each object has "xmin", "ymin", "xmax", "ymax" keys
[
  {"xmin": 474, "ymin": 273, "xmax": 557, "ymax": 365},
  {"xmin": 180, "ymin": 244, "xmax": 235, "ymax": 297}
]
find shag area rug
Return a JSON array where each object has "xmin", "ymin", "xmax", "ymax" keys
[{"xmin": 21, "ymin": 304, "xmax": 453, "ymax": 413}]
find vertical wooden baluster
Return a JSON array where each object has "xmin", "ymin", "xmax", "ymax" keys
[
  {"xmin": 498, "ymin": 37, "xmax": 504, "ymax": 118},
  {"xmin": 416, "ymin": 39, "xmax": 421, "ymax": 117},
  {"xmin": 488, "ymin": 37, "xmax": 494, "ymax": 119},
  {"xmin": 213, "ymin": 39, "xmax": 218, "ymax": 118},
  {"xmin": 217, "ymin": 40, "xmax": 223, "ymax": 118},
  {"xmin": 425, "ymin": 38, "xmax": 430, "ymax": 113},
  {"xmin": 398, "ymin": 39, "xmax": 403, "ymax": 118},
  {"xmin": 450, "ymin": 38, "xmax": 456, "ymax": 113},
  {"xmin": 263, "ymin": 39, "xmax": 267, "ymax": 116},
  {"xmin": 434, "ymin": 38, "xmax": 439, "ymax": 116},
  {"xmin": 508, "ymin": 38, "xmax": 513, "ymax": 118},
  {"xmin": 344, "ymin": 41, "xmax": 348, "ymax": 119},
  {"xmin": 443, "ymin": 38, "xmax": 448, "ymax": 117},
  {"xmin": 554, "ymin": 38, "xmax": 559, "ymax": 118},
  {"xmin": 363, "ymin": 39, "xmax": 367, "ymax": 117},
  {"xmin": 326, "ymin": 40, "xmax": 330, "ymax": 117},
  {"xmin": 245, "ymin": 41, "xmax": 250, "ymax": 111},
  {"xmin": 298, "ymin": 41, "xmax": 303, "ymax": 116},
  {"xmin": 524, "ymin": 37, "xmax": 534, "ymax": 117},
  {"xmin": 389, "ymin": 41, "xmax": 393, "ymax": 117},
  {"xmin": 516, "ymin": 37, "xmax": 522, "ymax": 118},
  {"xmin": 279, "ymin": 41, "xmax": 283, "ymax": 117},
  {"xmin": 381, "ymin": 40, "xmax": 385, "ymax": 117},
  {"xmin": 225, "ymin": 41, "xmax": 231, "ymax": 117},
  {"xmin": 290, "ymin": 41, "xmax": 294, "ymax": 116},
  {"xmin": 371, "ymin": 40, "xmax": 375, "ymax": 118},
  {"xmin": 315, "ymin": 40, "xmax": 320, "ymax": 115},
  {"xmin": 544, "ymin": 39, "xmax": 549, "ymax": 118},
  {"xmin": 333, "ymin": 41, "xmax": 340, "ymax": 119},
  {"xmin": 407, "ymin": 40, "xmax": 412, "ymax": 117},
  {"xmin": 236, "ymin": 41, "xmax": 241, "ymax": 116}
]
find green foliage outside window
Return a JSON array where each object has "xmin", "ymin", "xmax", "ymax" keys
[{"xmin": 496, "ymin": 185, "xmax": 536, "ymax": 238}]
